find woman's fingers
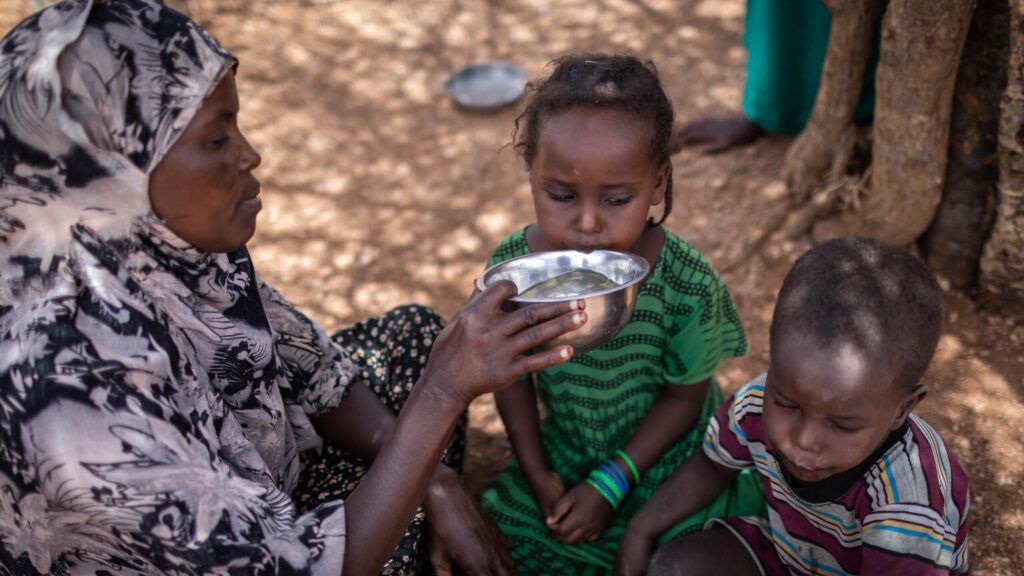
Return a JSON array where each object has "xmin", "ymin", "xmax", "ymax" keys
[
  {"xmin": 507, "ymin": 307, "xmax": 585, "ymax": 355},
  {"xmin": 509, "ymin": 346, "xmax": 574, "ymax": 380},
  {"xmin": 500, "ymin": 298, "xmax": 585, "ymax": 336}
]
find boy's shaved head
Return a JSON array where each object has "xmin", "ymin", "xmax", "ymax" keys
[{"xmin": 770, "ymin": 237, "xmax": 944, "ymax": 394}]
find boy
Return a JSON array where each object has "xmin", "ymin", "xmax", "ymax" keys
[{"xmin": 615, "ymin": 237, "xmax": 970, "ymax": 576}]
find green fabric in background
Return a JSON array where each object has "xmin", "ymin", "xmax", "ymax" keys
[{"xmin": 742, "ymin": 0, "xmax": 882, "ymax": 134}]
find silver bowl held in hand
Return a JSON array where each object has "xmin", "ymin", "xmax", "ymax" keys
[{"xmin": 476, "ymin": 250, "xmax": 650, "ymax": 354}]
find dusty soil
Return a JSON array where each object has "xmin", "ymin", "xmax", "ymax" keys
[{"xmin": 3, "ymin": 1, "xmax": 1022, "ymax": 574}]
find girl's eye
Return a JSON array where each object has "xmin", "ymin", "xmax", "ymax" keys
[
  {"xmin": 605, "ymin": 196, "xmax": 633, "ymax": 207},
  {"xmin": 547, "ymin": 191, "xmax": 574, "ymax": 203}
]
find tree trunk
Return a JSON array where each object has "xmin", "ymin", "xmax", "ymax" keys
[
  {"xmin": 783, "ymin": 0, "xmax": 882, "ymax": 205},
  {"xmin": 980, "ymin": 0, "xmax": 1024, "ymax": 306},
  {"xmin": 813, "ymin": 0, "xmax": 978, "ymax": 245},
  {"xmin": 921, "ymin": 0, "xmax": 1009, "ymax": 289}
]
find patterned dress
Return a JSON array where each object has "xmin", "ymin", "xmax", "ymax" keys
[
  {"xmin": 0, "ymin": 2, "xmax": 456, "ymax": 574},
  {"xmin": 480, "ymin": 228, "xmax": 765, "ymax": 574},
  {"xmin": 704, "ymin": 376, "xmax": 970, "ymax": 575}
]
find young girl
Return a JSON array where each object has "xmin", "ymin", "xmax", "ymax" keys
[{"xmin": 479, "ymin": 54, "xmax": 765, "ymax": 574}]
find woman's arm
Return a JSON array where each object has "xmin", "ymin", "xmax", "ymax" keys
[{"xmin": 342, "ymin": 284, "xmax": 586, "ymax": 574}]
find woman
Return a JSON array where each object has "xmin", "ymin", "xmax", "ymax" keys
[{"xmin": 0, "ymin": 1, "xmax": 585, "ymax": 574}]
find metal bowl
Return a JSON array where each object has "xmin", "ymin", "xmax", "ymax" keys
[
  {"xmin": 476, "ymin": 250, "xmax": 650, "ymax": 353},
  {"xmin": 445, "ymin": 61, "xmax": 527, "ymax": 111}
]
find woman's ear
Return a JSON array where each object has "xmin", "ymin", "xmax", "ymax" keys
[
  {"xmin": 652, "ymin": 162, "xmax": 670, "ymax": 206},
  {"xmin": 893, "ymin": 383, "xmax": 928, "ymax": 429}
]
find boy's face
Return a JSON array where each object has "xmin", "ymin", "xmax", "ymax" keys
[
  {"xmin": 529, "ymin": 106, "xmax": 667, "ymax": 254},
  {"xmin": 763, "ymin": 334, "xmax": 924, "ymax": 483}
]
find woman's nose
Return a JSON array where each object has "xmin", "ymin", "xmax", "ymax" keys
[{"xmin": 239, "ymin": 131, "xmax": 262, "ymax": 171}]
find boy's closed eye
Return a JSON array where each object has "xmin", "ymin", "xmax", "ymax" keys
[{"xmin": 772, "ymin": 387, "xmax": 866, "ymax": 433}]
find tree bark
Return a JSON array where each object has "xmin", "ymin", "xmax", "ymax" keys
[
  {"xmin": 980, "ymin": 0, "xmax": 1024, "ymax": 306},
  {"xmin": 812, "ymin": 0, "xmax": 977, "ymax": 246},
  {"xmin": 783, "ymin": 0, "xmax": 882, "ymax": 205},
  {"xmin": 921, "ymin": 0, "xmax": 1009, "ymax": 289}
]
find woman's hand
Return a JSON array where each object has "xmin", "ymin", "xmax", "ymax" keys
[
  {"xmin": 613, "ymin": 528, "xmax": 656, "ymax": 576},
  {"xmin": 424, "ymin": 466, "xmax": 515, "ymax": 576},
  {"xmin": 527, "ymin": 468, "xmax": 566, "ymax": 519},
  {"xmin": 545, "ymin": 482, "xmax": 614, "ymax": 544},
  {"xmin": 423, "ymin": 281, "xmax": 586, "ymax": 407}
]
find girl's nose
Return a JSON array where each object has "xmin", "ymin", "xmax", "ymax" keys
[{"xmin": 575, "ymin": 204, "xmax": 600, "ymax": 234}]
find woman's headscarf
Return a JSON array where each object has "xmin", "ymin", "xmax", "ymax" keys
[{"xmin": 0, "ymin": 2, "xmax": 356, "ymax": 573}]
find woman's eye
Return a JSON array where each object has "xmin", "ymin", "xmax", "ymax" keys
[{"xmin": 208, "ymin": 135, "xmax": 230, "ymax": 148}]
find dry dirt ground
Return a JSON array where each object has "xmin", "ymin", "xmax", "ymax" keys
[{"xmin": 3, "ymin": 1, "xmax": 1023, "ymax": 574}]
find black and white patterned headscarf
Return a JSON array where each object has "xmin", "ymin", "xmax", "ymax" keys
[{"xmin": 0, "ymin": 2, "xmax": 356, "ymax": 574}]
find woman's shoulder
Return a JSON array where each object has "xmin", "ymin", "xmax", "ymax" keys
[{"xmin": 486, "ymin": 227, "xmax": 531, "ymax": 267}]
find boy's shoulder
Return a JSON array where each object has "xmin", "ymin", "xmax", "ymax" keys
[{"xmin": 866, "ymin": 414, "xmax": 970, "ymax": 511}]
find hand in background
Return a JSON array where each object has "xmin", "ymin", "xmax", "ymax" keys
[
  {"xmin": 424, "ymin": 467, "xmax": 516, "ymax": 576},
  {"xmin": 613, "ymin": 529, "xmax": 656, "ymax": 576},
  {"xmin": 545, "ymin": 482, "xmax": 614, "ymax": 544}
]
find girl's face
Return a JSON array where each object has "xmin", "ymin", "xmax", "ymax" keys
[
  {"xmin": 528, "ymin": 106, "xmax": 667, "ymax": 254},
  {"xmin": 149, "ymin": 73, "xmax": 263, "ymax": 253}
]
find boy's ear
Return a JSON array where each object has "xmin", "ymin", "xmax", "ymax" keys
[
  {"xmin": 893, "ymin": 383, "xmax": 928, "ymax": 430},
  {"xmin": 652, "ymin": 162, "xmax": 670, "ymax": 206}
]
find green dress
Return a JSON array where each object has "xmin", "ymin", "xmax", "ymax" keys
[
  {"xmin": 743, "ymin": 0, "xmax": 882, "ymax": 134},
  {"xmin": 480, "ymin": 229, "xmax": 765, "ymax": 574}
]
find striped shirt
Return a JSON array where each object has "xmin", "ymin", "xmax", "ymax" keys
[{"xmin": 704, "ymin": 374, "xmax": 970, "ymax": 575}]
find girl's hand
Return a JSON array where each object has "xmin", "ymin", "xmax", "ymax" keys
[
  {"xmin": 425, "ymin": 282, "xmax": 585, "ymax": 407},
  {"xmin": 527, "ymin": 469, "xmax": 566, "ymax": 519},
  {"xmin": 545, "ymin": 482, "xmax": 614, "ymax": 544},
  {"xmin": 613, "ymin": 529, "xmax": 655, "ymax": 576}
]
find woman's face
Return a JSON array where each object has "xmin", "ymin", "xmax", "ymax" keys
[{"xmin": 149, "ymin": 73, "xmax": 262, "ymax": 252}]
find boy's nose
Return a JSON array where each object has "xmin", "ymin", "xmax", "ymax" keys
[{"xmin": 792, "ymin": 422, "xmax": 822, "ymax": 457}]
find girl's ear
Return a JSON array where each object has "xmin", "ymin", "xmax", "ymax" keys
[{"xmin": 652, "ymin": 162, "xmax": 670, "ymax": 206}]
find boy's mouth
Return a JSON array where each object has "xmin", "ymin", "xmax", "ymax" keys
[{"xmin": 780, "ymin": 455, "xmax": 830, "ymax": 483}]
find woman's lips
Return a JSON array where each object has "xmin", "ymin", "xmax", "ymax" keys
[{"xmin": 239, "ymin": 182, "xmax": 262, "ymax": 211}]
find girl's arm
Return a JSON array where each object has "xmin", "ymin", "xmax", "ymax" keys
[
  {"xmin": 495, "ymin": 376, "xmax": 564, "ymax": 515},
  {"xmin": 615, "ymin": 451, "xmax": 739, "ymax": 575},
  {"xmin": 545, "ymin": 379, "xmax": 710, "ymax": 543},
  {"xmin": 615, "ymin": 379, "xmax": 710, "ymax": 481}
]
